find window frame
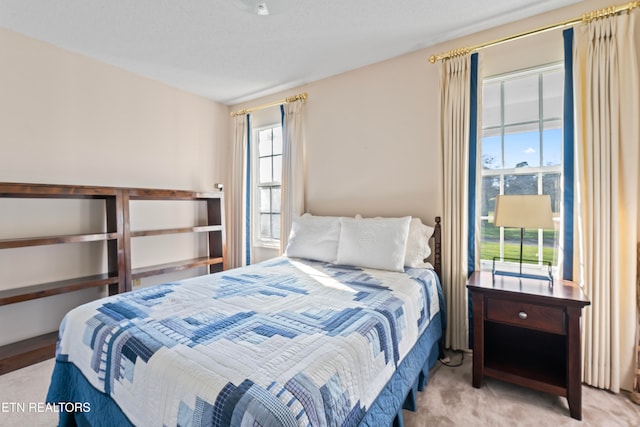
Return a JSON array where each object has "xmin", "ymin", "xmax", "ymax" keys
[
  {"xmin": 251, "ymin": 123, "xmax": 283, "ymax": 249},
  {"xmin": 479, "ymin": 63, "xmax": 564, "ymax": 272}
]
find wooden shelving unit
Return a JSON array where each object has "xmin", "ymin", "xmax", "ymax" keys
[
  {"xmin": 0, "ymin": 183, "xmax": 125, "ymax": 374},
  {"xmin": 0, "ymin": 183, "xmax": 225, "ymax": 374},
  {"xmin": 123, "ymin": 188, "xmax": 225, "ymax": 285}
]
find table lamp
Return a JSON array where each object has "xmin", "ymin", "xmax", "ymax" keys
[{"xmin": 493, "ymin": 194, "xmax": 555, "ymax": 283}]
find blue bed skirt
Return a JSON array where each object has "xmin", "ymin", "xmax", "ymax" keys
[
  {"xmin": 47, "ymin": 312, "xmax": 442, "ymax": 427},
  {"xmin": 361, "ymin": 312, "xmax": 442, "ymax": 427}
]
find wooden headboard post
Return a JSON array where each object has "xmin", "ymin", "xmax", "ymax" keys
[{"xmin": 433, "ymin": 216, "xmax": 442, "ymax": 279}]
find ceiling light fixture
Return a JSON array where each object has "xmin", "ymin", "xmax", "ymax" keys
[
  {"xmin": 234, "ymin": 0, "xmax": 291, "ymax": 18},
  {"xmin": 256, "ymin": 1, "xmax": 269, "ymax": 15}
]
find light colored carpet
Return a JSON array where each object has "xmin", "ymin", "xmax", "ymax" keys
[
  {"xmin": 0, "ymin": 358, "xmax": 57, "ymax": 427},
  {"xmin": 405, "ymin": 351, "xmax": 640, "ymax": 427},
  {"xmin": 0, "ymin": 353, "xmax": 638, "ymax": 426}
]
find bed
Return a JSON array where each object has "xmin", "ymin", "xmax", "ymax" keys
[{"xmin": 46, "ymin": 215, "xmax": 445, "ymax": 427}]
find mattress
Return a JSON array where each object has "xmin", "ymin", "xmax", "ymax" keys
[{"xmin": 47, "ymin": 256, "xmax": 443, "ymax": 426}]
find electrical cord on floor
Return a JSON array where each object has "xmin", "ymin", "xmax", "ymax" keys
[{"xmin": 439, "ymin": 349, "xmax": 465, "ymax": 367}]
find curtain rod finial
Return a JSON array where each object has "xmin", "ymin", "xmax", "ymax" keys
[{"xmin": 429, "ymin": 55, "xmax": 437, "ymax": 64}]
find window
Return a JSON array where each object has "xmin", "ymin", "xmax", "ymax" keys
[
  {"xmin": 253, "ymin": 125, "xmax": 282, "ymax": 246},
  {"xmin": 480, "ymin": 64, "xmax": 563, "ymax": 269}
]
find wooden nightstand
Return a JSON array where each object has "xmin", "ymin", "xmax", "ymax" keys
[{"xmin": 467, "ymin": 271, "xmax": 590, "ymax": 420}]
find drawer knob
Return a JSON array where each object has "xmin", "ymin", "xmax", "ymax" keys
[{"xmin": 518, "ymin": 311, "xmax": 528, "ymax": 320}]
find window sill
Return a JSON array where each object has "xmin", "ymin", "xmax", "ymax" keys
[{"xmin": 254, "ymin": 240, "xmax": 280, "ymax": 250}]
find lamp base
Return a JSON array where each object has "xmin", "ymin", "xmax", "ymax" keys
[{"xmin": 492, "ymin": 257, "xmax": 553, "ymax": 285}]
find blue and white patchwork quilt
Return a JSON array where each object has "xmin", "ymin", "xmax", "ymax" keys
[{"xmin": 49, "ymin": 257, "xmax": 442, "ymax": 426}]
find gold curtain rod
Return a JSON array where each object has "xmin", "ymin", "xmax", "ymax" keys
[
  {"xmin": 230, "ymin": 92, "xmax": 308, "ymax": 117},
  {"xmin": 429, "ymin": 1, "xmax": 640, "ymax": 63}
]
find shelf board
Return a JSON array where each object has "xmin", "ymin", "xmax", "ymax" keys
[
  {"xmin": 131, "ymin": 257, "xmax": 224, "ymax": 280},
  {"xmin": 127, "ymin": 188, "xmax": 223, "ymax": 200},
  {"xmin": 0, "ymin": 331, "xmax": 58, "ymax": 375},
  {"xmin": 484, "ymin": 364, "xmax": 567, "ymax": 396},
  {"xmin": 0, "ymin": 182, "xmax": 119, "ymax": 198},
  {"xmin": 130, "ymin": 225, "xmax": 222, "ymax": 238},
  {"xmin": 0, "ymin": 232, "xmax": 119, "ymax": 249},
  {"xmin": 0, "ymin": 273, "xmax": 120, "ymax": 306}
]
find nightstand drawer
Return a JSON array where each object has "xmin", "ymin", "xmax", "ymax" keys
[{"xmin": 486, "ymin": 298, "xmax": 565, "ymax": 334}]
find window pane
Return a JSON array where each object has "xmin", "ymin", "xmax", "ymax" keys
[
  {"xmin": 542, "ymin": 120, "xmax": 562, "ymax": 166},
  {"xmin": 272, "ymin": 155, "xmax": 282, "ymax": 183},
  {"xmin": 504, "ymin": 74, "xmax": 538, "ymax": 124},
  {"xmin": 480, "ymin": 219, "xmax": 499, "ymax": 261},
  {"xmin": 504, "ymin": 123, "xmax": 540, "ymax": 168},
  {"xmin": 542, "ymin": 173, "xmax": 561, "ymax": 214},
  {"xmin": 481, "ymin": 176, "xmax": 500, "ymax": 217},
  {"xmin": 260, "ymin": 214, "xmax": 270, "ymax": 238},
  {"xmin": 481, "ymin": 133, "xmax": 502, "ymax": 169},
  {"xmin": 271, "ymin": 187, "xmax": 281, "ymax": 213},
  {"xmin": 259, "ymin": 128, "xmax": 272, "ymax": 142},
  {"xmin": 259, "ymin": 157, "xmax": 272, "ymax": 183},
  {"xmin": 504, "ymin": 174, "xmax": 537, "ymax": 195},
  {"xmin": 259, "ymin": 188, "xmax": 271, "ymax": 212},
  {"xmin": 483, "ymin": 82, "xmax": 501, "ymax": 128},
  {"xmin": 543, "ymin": 230, "xmax": 559, "ymax": 266},
  {"xmin": 542, "ymin": 221, "xmax": 560, "ymax": 266},
  {"xmin": 543, "ymin": 69, "xmax": 563, "ymax": 119},
  {"xmin": 259, "ymin": 139, "xmax": 272, "ymax": 157},
  {"xmin": 271, "ymin": 214, "xmax": 281, "ymax": 240},
  {"xmin": 273, "ymin": 127, "xmax": 283, "ymax": 154},
  {"xmin": 502, "ymin": 226, "xmax": 520, "ymax": 261}
]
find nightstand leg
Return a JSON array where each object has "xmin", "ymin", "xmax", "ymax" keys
[
  {"xmin": 471, "ymin": 292, "xmax": 484, "ymax": 388},
  {"xmin": 566, "ymin": 306, "xmax": 582, "ymax": 420}
]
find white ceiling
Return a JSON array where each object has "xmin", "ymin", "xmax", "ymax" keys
[{"xmin": 0, "ymin": 0, "xmax": 581, "ymax": 105}]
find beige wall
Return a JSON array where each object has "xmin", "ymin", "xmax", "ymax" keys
[
  {"xmin": 0, "ymin": 28, "xmax": 230, "ymax": 345},
  {"xmin": 231, "ymin": 0, "xmax": 636, "ymax": 390},
  {"xmin": 0, "ymin": 28, "xmax": 229, "ymax": 189}
]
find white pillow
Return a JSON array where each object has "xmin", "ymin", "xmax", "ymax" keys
[
  {"xmin": 405, "ymin": 218, "xmax": 435, "ymax": 268},
  {"xmin": 336, "ymin": 216, "xmax": 411, "ymax": 272},
  {"xmin": 284, "ymin": 214, "xmax": 341, "ymax": 263}
]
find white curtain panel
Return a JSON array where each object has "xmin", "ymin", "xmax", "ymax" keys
[
  {"xmin": 280, "ymin": 101, "xmax": 306, "ymax": 251},
  {"xmin": 634, "ymin": 244, "xmax": 640, "ymax": 404},
  {"xmin": 440, "ymin": 55, "xmax": 471, "ymax": 350},
  {"xmin": 228, "ymin": 114, "xmax": 248, "ymax": 269},
  {"xmin": 574, "ymin": 12, "xmax": 640, "ymax": 392}
]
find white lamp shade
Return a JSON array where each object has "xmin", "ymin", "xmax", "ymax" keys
[{"xmin": 493, "ymin": 195, "xmax": 555, "ymax": 230}]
